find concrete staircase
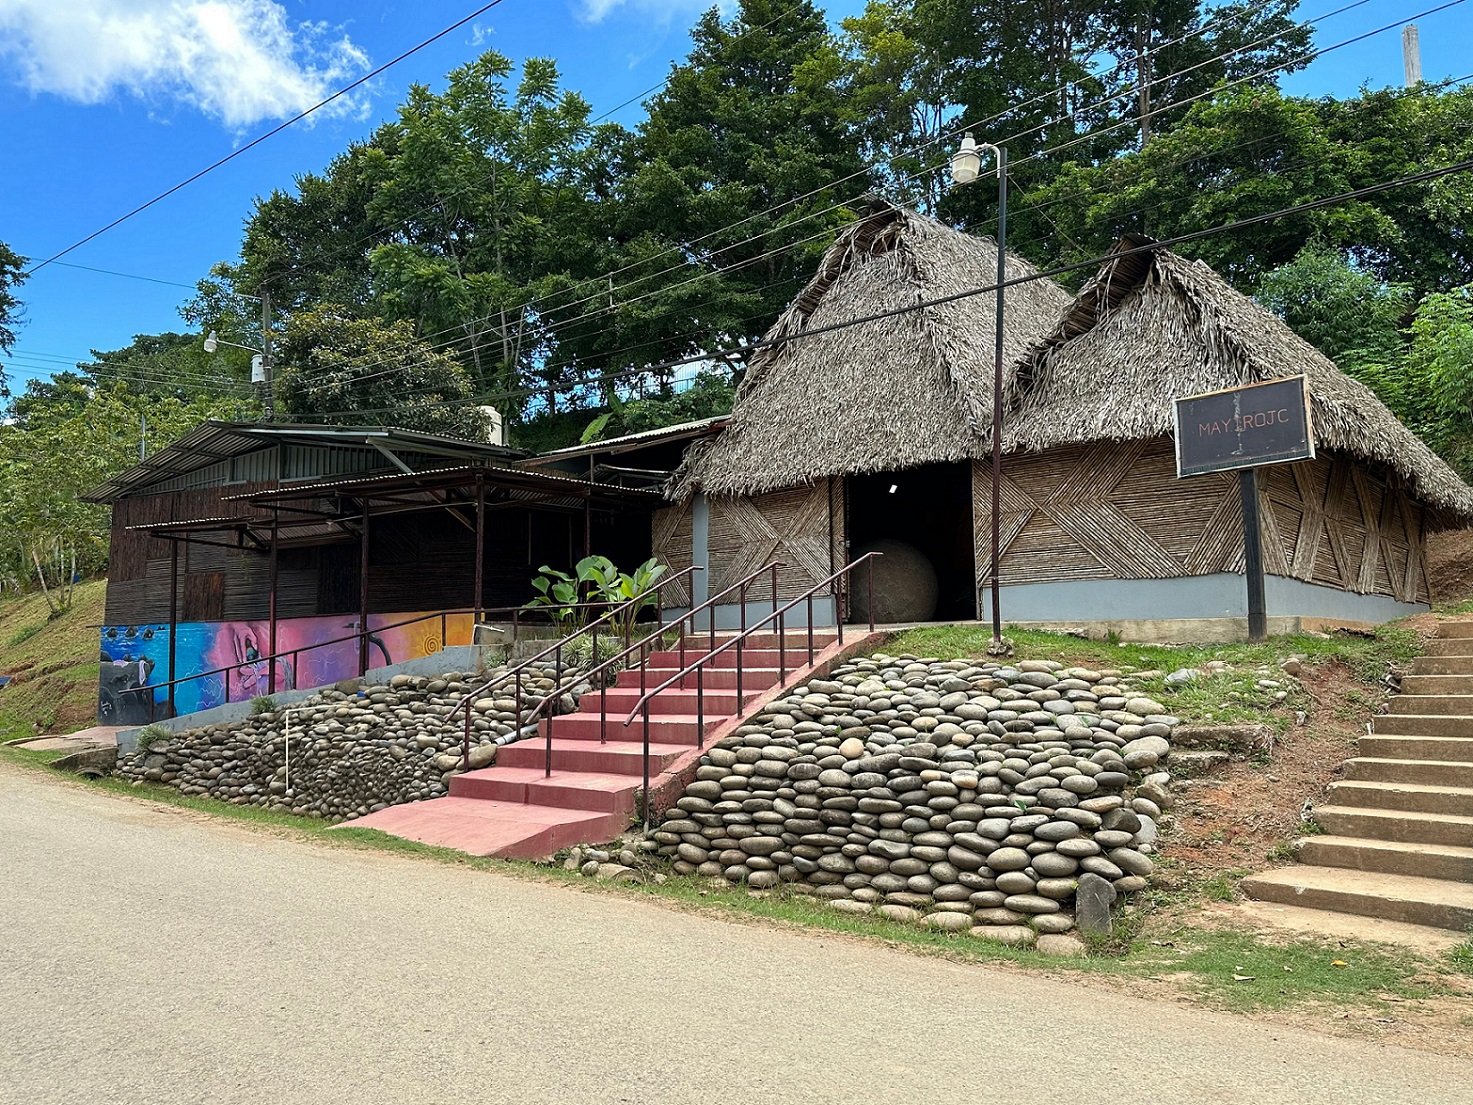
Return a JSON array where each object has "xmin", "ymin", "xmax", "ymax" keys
[
  {"xmin": 1242, "ymin": 620, "xmax": 1473, "ymax": 938},
  {"xmin": 338, "ymin": 631, "xmax": 839, "ymax": 859}
]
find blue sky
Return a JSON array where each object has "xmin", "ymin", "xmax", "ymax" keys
[{"xmin": 0, "ymin": 0, "xmax": 1468, "ymax": 392}]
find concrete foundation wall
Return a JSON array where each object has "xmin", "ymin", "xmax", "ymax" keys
[{"xmin": 976, "ymin": 572, "xmax": 1426, "ymax": 628}]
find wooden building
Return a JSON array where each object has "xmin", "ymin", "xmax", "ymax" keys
[
  {"xmin": 85, "ymin": 422, "xmax": 659, "ymax": 721},
  {"xmin": 662, "ymin": 205, "xmax": 1473, "ymax": 628}
]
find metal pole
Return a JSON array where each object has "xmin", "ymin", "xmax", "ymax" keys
[
  {"xmin": 1239, "ymin": 468, "xmax": 1268, "ymax": 642},
  {"xmin": 990, "ymin": 146, "xmax": 1008, "ymax": 647},
  {"xmin": 167, "ymin": 538, "xmax": 179, "ymax": 718},
  {"xmin": 267, "ymin": 510, "xmax": 279, "ymax": 695},
  {"xmin": 473, "ymin": 476, "xmax": 486, "ymax": 628},
  {"xmin": 358, "ymin": 499, "xmax": 370, "ymax": 676},
  {"xmin": 261, "ymin": 288, "xmax": 274, "ymax": 422},
  {"xmin": 642, "ymin": 704, "xmax": 652, "ymax": 833}
]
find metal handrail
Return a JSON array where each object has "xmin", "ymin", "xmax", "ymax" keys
[
  {"xmin": 620, "ymin": 551, "xmax": 883, "ymax": 828},
  {"xmin": 454, "ymin": 564, "xmax": 704, "ymax": 770},
  {"xmin": 118, "ymin": 599, "xmax": 624, "ymax": 723},
  {"xmin": 519, "ymin": 561, "xmax": 786, "ymax": 779}
]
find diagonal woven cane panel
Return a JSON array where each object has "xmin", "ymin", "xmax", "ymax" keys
[{"xmin": 971, "ymin": 442, "xmax": 1428, "ymax": 602}]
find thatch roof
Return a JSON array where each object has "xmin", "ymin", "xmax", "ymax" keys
[
  {"xmin": 672, "ymin": 200, "xmax": 1074, "ymax": 497},
  {"xmin": 1009, "ymin": 237, "xmax": 1473, "ymax": 522}
]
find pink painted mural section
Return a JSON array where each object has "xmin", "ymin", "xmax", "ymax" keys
[{"xmin": 99, "ymin": 611, "xmax": 474, "ymax": 724}]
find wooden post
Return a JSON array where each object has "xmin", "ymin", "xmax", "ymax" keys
[
  {"xmin": 1239, "ymin": 468, "xmax": 1267, "ymax": 642},
  {"xmin": 358, "ymin": 499, "xmax": 371, "ymax": 676},
  {"xmin": 267, "ymin": 510, "xmax": 279, "ymax": 694},
  {"xmin": 473, "ymin": 477, "xmax": 486, "ymax": 629},
  {"xmin": 167, "ymin": 537, "xmax": 179, "ymax": 717}
]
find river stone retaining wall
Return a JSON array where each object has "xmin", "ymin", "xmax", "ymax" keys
[
  {"xmin": 112, "ymin": 664, "xmax": 580, "ymax": 821},
  {"xmin": 645, "ymin": 653, "xmax": 1179, "ymax": 949}
]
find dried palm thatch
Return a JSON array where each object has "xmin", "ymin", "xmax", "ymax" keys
[
  {"xmin": 1009, "ymin": 237, "xmax": 1473, "ymax": 524},
  {"xmin": 672, "ymin": 200, "xmax": 1073, "ymax": 498}
]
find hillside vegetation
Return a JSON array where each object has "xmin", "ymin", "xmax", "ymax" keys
[{"xmin": 0, "ymin": 580, "xmax": 105, "ymax": 741}]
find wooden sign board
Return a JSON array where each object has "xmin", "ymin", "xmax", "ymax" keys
[{"xmin": 1173, "ymin": 376, "xmax": 1315, "ymax": 478}]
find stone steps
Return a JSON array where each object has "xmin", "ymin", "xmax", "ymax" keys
[
  {"xmin": 1372, "ymin": 714, "xmax": 1473, "ymax": 738},
  {"xmin": 1326, "ymin": 779, "xmax": 1473, "ymax": 817},
  {"xmin": 1343, "ymin": 756, "xmax": 1473, "ymax": 786},
  {"xmin": 1410, "ymin": 655, "xmax": 1473, "ymax": 675},
  {"xmin": 1358, "ymin": 734, "xmax": 1473, "ymax": 762},
  {"xmin": 1315, "ymin": 804, "xmax": 1473, "ymax": 847},
  {"xmin": 1239, "ymin": 866, "xmax": 1473, "ymax": 932},
  {"xmin": 1242, "ymin": 619, "xmax": 1473, "ymax": 939},
  {"xmin": 1295, "ymin": 834, "xmax": 1473, "ymax": 881},
  {"xmin": 1385, "ymin": 694, "xmax": 1473, "ymax": 716}
]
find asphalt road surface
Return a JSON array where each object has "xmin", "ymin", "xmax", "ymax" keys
[{"xmin": 3, "ymin": 764, "xmax": 1469, "ymax": 1105}]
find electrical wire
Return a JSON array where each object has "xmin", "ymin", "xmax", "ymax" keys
[{"xmin": 23, "ymin": 1, "xmax": 514, "ymax": 277}]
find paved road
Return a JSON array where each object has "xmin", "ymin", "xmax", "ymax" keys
[{"xmin": 3, "ymin": 766, "xmax": 1469, "ymax": 1105}]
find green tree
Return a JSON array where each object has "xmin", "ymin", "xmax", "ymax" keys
[
  {"xmin": 274, "ymin": 306, "xmax": 488, "ymax": 439},
  {"xmin": 1256, "ymin": 242, "xmax": 1411, "ymax": 363},
  {"xmin": 77, "ymin": 331, "xmax": 254, "ymax": 401},
  {"xmin": 605, "ymin": 0, "xmax": 865, "ymax": 380},
  {"xmin": 1011, "ymin": 85, "xmax": 1470, "ymax": 292},
  {"xmin": 0, "ymin": 382, "xmax": 236, "ymax": 606},
  {"xmin": 0, "ymin": 240, "xmax": 28, "ymax": 394}
]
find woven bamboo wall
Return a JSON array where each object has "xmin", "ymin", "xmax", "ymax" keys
[
  {"xmin": 708, "ymin": 480, "xmax": 841, "ymax": 603},
  {"xmin": 652, "ymin": 499, "xmax": 694, "ymax": 605},
  {"xmin": 970, "ymin": 438, "xmax": 1429, "ymax": 603}
]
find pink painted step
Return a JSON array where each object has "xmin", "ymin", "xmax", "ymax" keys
[
  {"xmin": 451, "ymin": 765, "xmax": 643, "ymax": 815},
  {"xmin": 619, "ymin": 666, "xmax": 783, "ymax": 692},
  {"xmin": 543, "ymin": 712, "xmax": 713, "ymax": 744},
  {"xmin": 589, "ymin": 685, "xmax": 742, "ymax": 716},
  {"xmin": 338, "ymin": 797, "xmax": 627, "ymax": 860},
  {"xmin": 335, "ymin": 628, "xmax": 853, "ymax": 861},
  {"xmin": 497, "ymin": 737, "xmax": 689, "ymax": 776}
]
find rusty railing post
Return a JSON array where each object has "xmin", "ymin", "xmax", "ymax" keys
[
  {"xmin": 868, "ymin": 555, "xmax": 877, "ymax": 634},
  {"xmin": 546, "ymin": 642, "xmax": 560, "ymax": 778},
  {"xmin": 462, "ymin": 702, "xmax": 472, "ymax": 772},
  {"xmin": 642, "ymin": 702, "xmax": 652, "ymax": 833}
]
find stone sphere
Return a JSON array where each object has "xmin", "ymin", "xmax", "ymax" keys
[{"xmin": 849, "ymin": 539, "xmax": 938, "ymax": 623}]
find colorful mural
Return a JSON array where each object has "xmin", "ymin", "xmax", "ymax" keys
[{"xmin": 98, "ymin": 611, "xmax": 474, "ymax": 724}]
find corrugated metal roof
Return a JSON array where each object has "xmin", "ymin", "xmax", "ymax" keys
[
  {"xmin": 83, "ymin": 421, "xmax": 526, "ymax": 504},
  {"xmin": 230, "ymin": 463, "xmax": 662, "ymax": 504},
  {"xmin": 524, "ymin": 416, "xmax": 728, "ymax": 464}
]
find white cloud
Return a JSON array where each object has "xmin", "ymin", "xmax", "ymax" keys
[
  {"xmin": 0, "ymin": 0, "xmax": 371, "ymax": 129},
  {"xmin": 578, "ymin": 0, "xmax": 734, "ymax": 24}
]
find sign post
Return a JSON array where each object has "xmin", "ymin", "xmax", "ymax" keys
[{"xmin": 1174, "ymin": 376, "xmax": 1315, "ymax": 642}]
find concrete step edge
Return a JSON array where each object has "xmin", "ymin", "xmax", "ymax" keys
[{"xmin": 1299, "ymin": 834, "xmax": 1473, "ymax": 859}]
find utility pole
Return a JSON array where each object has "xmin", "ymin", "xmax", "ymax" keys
[
  {"xmin": 1403, "ymin": 24, "xmax": 1423, "ymax": 87},
  {"xmin": 260, "ymin": 288, "xmax": 275, "ymax": 422},
  {"xmin": 139, "ymin": 411, "xmax": 148, "ymax": 460}
]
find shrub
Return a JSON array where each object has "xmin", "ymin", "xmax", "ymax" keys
[
  {"xmin": 250, "ymin": 695, "xmax": 276, "ymax": 716},
  {"xmin": 135, "ymin": 724, "xmax": 172, "ymax": 752}
]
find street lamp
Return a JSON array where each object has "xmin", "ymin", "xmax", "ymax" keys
[
  {"xmin": 202, "ymin": 288, "xmax": 275, "ymax": 421},
  {"xmin": 951, "ymin": 131, "xmax": 1009, "ymax": 653}
]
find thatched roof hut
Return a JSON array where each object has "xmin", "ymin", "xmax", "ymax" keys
[
  {"xmin": 1009, "ymin": 236, "xmax": 1473, "ymax": 524},
  {"xmin": 674, "ymin": 200, "xmax": 1073, "ymax": 498}
]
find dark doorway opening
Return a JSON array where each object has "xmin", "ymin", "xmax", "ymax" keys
[{"xmin": 846, "ymin": 462, "xmax": 976, "ymax": 621}]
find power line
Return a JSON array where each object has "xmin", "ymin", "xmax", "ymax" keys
[{"xmin": 23, "ymin": 1, "xmax": 513, "ymax": 277}]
